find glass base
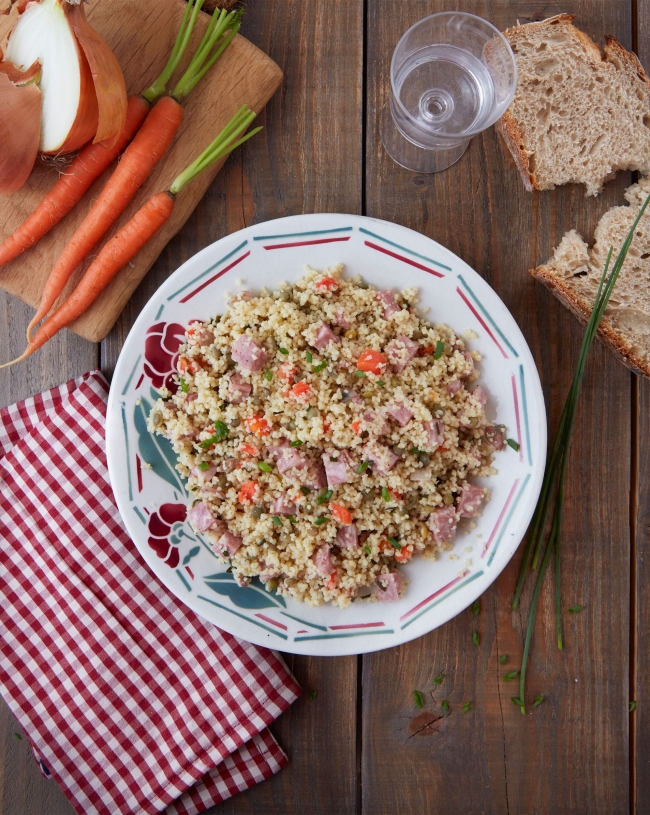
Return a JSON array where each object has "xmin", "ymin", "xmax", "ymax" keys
[{"xmin": 380, "ymin": 107, "xmax": 470, "ymax": 173}]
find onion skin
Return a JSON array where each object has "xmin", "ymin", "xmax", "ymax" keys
[{"xmin": 0, "ymin": 68, "xmax": 41, "ymax": 193}]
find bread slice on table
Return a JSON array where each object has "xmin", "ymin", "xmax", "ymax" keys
[
  {"xmin": 498, "ymin": 14, "xmax": 650, "ymax": 196},
  {"xmin": 531, "ymin": 177, "xmax": 650, "ymax": 377}
]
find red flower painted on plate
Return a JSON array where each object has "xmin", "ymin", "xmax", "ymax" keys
[
  {"xmin": 144, "ymin": 322, "xmax": 186, "ymax": 392},
  {"xmin": 147, "ymin": 503, "xmax": 187, "ymax": 568}
]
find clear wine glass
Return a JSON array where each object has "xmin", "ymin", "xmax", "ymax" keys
[{"xmin": 381, "ymin": 12, "xmax": 518, "ymax": 173}]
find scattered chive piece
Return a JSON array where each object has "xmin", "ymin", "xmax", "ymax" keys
[
  {"xmin": 258, "ymin": 462, "xmax": 273, "ymax": 472},
  {"xmin": 568, "ymin": 605, "xmax": 583, "ymax": 613},
  {"xmin": 278, "ymin": 347, "xmax": 289, "ymax": 355},
  {"xmin": 306, "ymin": 351, "xmax": 313, "ymax": 363},
  {"xmin": 413, "ymin": 690, "xmax": 424, "ymax": 709},
  {"xmin": 377, "ymin": 380, "xmax": 386, "ymax": 387},
  {"xmin": 472, "ymin": 631, "xmax": 480, "ymax": 646},
  {"xmin": 272, "ymin": 516, "xmax": 282, "ymax": 526},
  {"xmin": 265, "ymin": 370, "xmax": 273, "ymax": 381},
  {"xmin": 462, "ymin": 701, "xmax": 471, "ymax": 713},
  {"xmin": 308, "ymin": 689, "xmax": 318, "ymax": 701},
  {"xmin": 409, "ymin": 447, "xmax": 421, "ymax": 455},
  {"xmin": 288, "ymin": 515, "xmax": 297, "ymax": 524},
  {"xmin": 198, "ymin": 462, "xmax": 211, "ymax": 470},
  {"xmin": 504, "ymin": 671, "xmax": 519, "ymax": 682},
  {"xmin": 356, "ymin": 461, "xmax": 369, "ymax": 474},
  {"xmin": 382, "ymin": 487, "xmax": 391, "ymax": 502},
  {"xmin": 316, "ymin": 491, "xmax": 328, "ymax": 506},
  {"xmin": 313, "ymin": 516, "xmax": 327, "ymax": 526},
  {"xmin": 325, "ymin": 489, "xmax": 334, "ymax": 500},
  {"xmin": 354, "ymin": 370, "xmax": 366, "ymax": 378},
  {"xmin": 511, "ymin": 697, "xmax": 524, "ymax": 708},
  {"xmin": 300, "ymin": 486, "xmax": 311, "ymax": 495},
  {"xmin": 630, "ymin": 701, "xmax": 637, "ymax": 712},
  {"xmin": 290, "ymin": 439, "xmax": 303, "ymax": 447},
  {"xmin": 506, "ymin": 438, "xmax": 520, "ymax": 452},
  {"xmin": 13, "ymin": 733, "xmax": 22, "ymax": 740},
  {"xmin": 441, "ymin": 699, "xmax": 449, "ymax": 713},
  {"xmin": 472, "ymin": 599, "xmax": 480, "ymax": 616},
  {"xmin": 387, "ymin": 537, "xmax": 401, "ymax": 550},
  {"xmin": 199, "ymin": 420, "xmax": 229, "ymax": 448},
  {"xmin": 499, "ymin": 654, "xmax": 508, "ymax": 665},
  {"xmin": 533, "ymin": 696, "xmax": 544, "ymax": 708},
  {"xmin": 364, "ymin": 545, "xmax": 372, "ymax": 556},
  {"xmin": 313, "ymin": 360, "xmax": 328, "ymax": 373},
  {"xmin": 179, "ymin": 377, "xmax": 189, "ymax": 393},
  {"xmin": 434, "ymin": 672, "xmax": 444, "ymax": 685},
  {"xmin": 434, "ymin": 340, "xmax": 444, "ymax": 359}
]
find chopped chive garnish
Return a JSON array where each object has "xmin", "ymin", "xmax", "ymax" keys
[
  {"xmin": 13, "ymin": 732, "xmax": 22, "ymax": 740},
  {"xmin": 306, "ymin": 351, "xmax": 313, "ymax": 363},
  {"xmin": 316, "ymin": 491, "xmax": 328, "ymax": 506},
  {"xmin": 413, "ymin": 690, "xmax": 424, "ymax": 709},
  {"xmin": 499, "ymin": 654, "xmax": 508, "ymax": 665},
  {"xmin": 568, "ymin": 605, "xmax": 583, "ymax": 613},
  {"xmin": 511, "ymin": 697, "xmax": 524, "ymax": 709},
  {"xmin": 308, "ymin": 689, "xmax": 318, "ymax": 700},
  {"xmin": 462, "ymin": 701, "xmax": 471, "ymax": 713},
  {"xmin": 387, "ymin": 537, "xmax": 401, "ymax": 550},
  {"xmin": 272, "ymin": 516, "xmax": 282, "ymax": 526},
  {"xmin": 377, "ymin": 379, "xmax": 386, "ymax": 387},
  {"xmin": 313, "ymin": 361, "xmax": 327, "ymax": 373},
  {"xmin": 354, "ymin": 370, "xmax": 366, "ymax": 377},
  {"xmin": 258, "ymin": 462, "xmax": 273, "ymax": 472},
  {"xmin": 504, "ymin": 671, "xmax": 519, "ymax": 682},
  {"xmin": 325, "ymin": 489, "xmax": 333, "ymax": 499},
  {"xmin": 356, "ymin": 461, "xmax": 369, "ymax": 474},
  {"xmin": 278, "ymin": 347, "xmax": 289, "ymax": 355},
  {"xmin": 313, "ymin": 516, "xmax": 327, "ymax": 526},
  {"xmin": 199, "ymin": 420, "xmax": 229, "ymax": 448},
  {"xmin": 198, "ymin": 462, "xmax": 211, "ymax": 470},
  {"xmin": 630, "ymin": 701, "xmax": 637, "ymax": 712},
  {"xmin": 434, "ymin": 672, "xmax": 444, "ymax": 685},
  {"xmin": 364, "ymin": 545, "xmax": 371, "ymax": 556},
  {"xmin": 472, "ymin": 599, "xmax": 480, "ymax": 616},
  {"xmin": 409, "ymin": 447, "xmax": 421, "ymax": 455},
  {"xmin": 472, "ymin": 631, "xmax": 480, "ymax": 646},
  {"xmin": 290, "ymin": 439, "xmax": 303, "ymax": 447},
  {"xmin": 381, "ymin": 487, "xmax": 390, "ymax": 502},
  {"xmin": 434, "ymin": 340, "xmax": 444, "ymax": 359},
  {"xmin": 179, "ymin": 377, "xmax": 189, "ymax": 393},
  {"xmin": 533, "ymin": 695, "xmax": 545, "ymax": 708},
  {"xmin": 300, "ymin": 486, "xmax": 311, "ymax": 495},
  {"xmin": 288, "ymin": 515, "xmax": 297, "ymax": 524},
  {"xmin": 506, "ymin": 438, "xmax": 520, "ymax": 451},
  {"xmin": 265, "ymin": 370, "xmax": 273, "ymax": 381},
  {"xmin": 441, "ymin": 699, "xmax": 449, "ymax": 713}
]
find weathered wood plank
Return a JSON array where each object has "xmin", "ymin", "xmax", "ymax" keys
[{"xmin": 363, "ymin": 2, "xmax": 633, "ymax": 813}]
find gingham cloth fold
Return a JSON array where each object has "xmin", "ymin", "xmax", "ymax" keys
[{"xmin": 0, "ymin": 370, "xmax": 300, "ymax": 815}]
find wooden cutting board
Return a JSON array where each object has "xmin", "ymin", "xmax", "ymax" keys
[{"xmin": 0, "ymin": 0, "xmax": 282, "ymax": 342}]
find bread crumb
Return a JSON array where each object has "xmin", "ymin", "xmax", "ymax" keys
[
  {"xmin": 235, "ymin": 278, "xmax": 243, "ymax": 286},
  {"xmin": 141, "ymin": 460, "xmax": 152, "ymax": 470},
  {"xmin": 449, "ymin": 553, "xmax": 458, "ymax": 560}
]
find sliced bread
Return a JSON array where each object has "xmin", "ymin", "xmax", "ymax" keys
[
  {"xmin": 497, "ymin": 14, "xmax": 650, "ymax": 196},
  {"xmin": 531, "ymin": 176, "xmax": 650, "ymax": 377}
]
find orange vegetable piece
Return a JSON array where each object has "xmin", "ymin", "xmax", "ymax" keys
[
  {"xmin": 245, "ymin": 415, "xmax": 271, "ymax": 436},
  {"xmin": 238, "ymin": 481, "xmax": 259, "ymax": 504},
  {"xmin": 239, "ymin": 443, "xmax": 259, "ymax": 456},
  {"xmin": 357, "ymin": 349, "xmax": 387, "ymax": 375},
  {"xmin": 417, "ymin": 346, "xmax": 435, "ymax": 356},
  {"xmin": 290, "ymin": 381, "xmax": 311, "ymax": 399},
  {"xmin": 323, "ymin": 421, "xmax": 331, "ymax": 433},
  {"xmin": 315, "ymin": 276, "xmax": 339, "ymax": 291},
  {"xmin": 352, "ymin": 420, "xmax": 362, "ymax": 434},
  {"xmin": 327, "ymin": 569, "xmax": 338, "ymax": 590},
  {"xmin": 178, "ymin": 355, "xmax": 201, "ymax": 375},
  {"xmin": 330, "ymin": 503, "xmax": 352, "ymax": 525},
  {"xmin": 394, "ymin": 544, "xmax": 414, "ymax": 563},
  {"xmin": 277, "ymin": 362, "xmax": 297, "ymax": 383}
]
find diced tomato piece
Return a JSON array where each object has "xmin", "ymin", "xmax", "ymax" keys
[
  {"xmin": 327, "ymin": 568, "xmax": 338, "ymax": 590},
  {"xmin": 178, "ymin": 355, "xmax": 202, "ymax": 375},
  {"xmin": 394, "ymin": 543, "xmax": 414, "ymax": 563},
  {"xmin": 315, "ymin": 276, "xmax": 339, "ymax": 291},
  {"xmin": 277, "ymin": 362, "xmax": 297, "ymax": 383},
  {"xmin": 245, "ymin": 415, "xmax": 271, "ymax": 436},
  {"xmin": 417, "ymin": 346, "xmax": 435, "ymax": 356},
  {"xmin": 290, "ymin": 381, "xmax": 311, "ymax": 399},
  {"xmin": 238, "ymin": 481, "xmax": 259, "ymax": 504},
  {"xmin": 239, "ymin": 443, "xmax": 259, "ymax": 456},
  {"xmin": 330, "ymin": 503, "xmax": 352, "ymax": 524},
  {"xmin": 357, "ymin": 349, "xmax": 387, "ymax": 375},
  {"xmin": 389, "ymin": 489, "xmax": 402, "ymax": 501},
  {"xmin": 352, "ymin": 420, "xmax": 362, "ymax": 434},
  {"xmin": 323, "ymin": 421, "xmax": 331, "ymax": 433}
]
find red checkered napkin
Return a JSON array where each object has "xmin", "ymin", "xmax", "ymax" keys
[{"xmin": 0, "ymin": 370, "xmax": 300, "ymax": 815}]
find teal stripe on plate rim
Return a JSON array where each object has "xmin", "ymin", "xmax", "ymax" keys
[
  {"xmin": 155, "ymin": 303, "xmax": 165, "ymax": 320},
  {"xmin": 121, "ymin": 402, "xmax": 133, "ymax": 501},
  {"xmin": 176, "ymin": 570, "xmax": 192, "ymax": 592},
  {"xmin": 295, "ymin": 629, "xmax": 395, "ymax": 642},
  {"xmin": 358, "ymin": 227, "xmax": 452, "ymax": 271},
  {"xmin": 133, "ymin": 506, "xmax": 147, "ymax": 525},
  {"xmin": 167, "ymin": 240, "xmax": 249, "ymax": 301},
  {"xmin": 198, "ymin": 595, "xmax": 288, "ymax": 640},
  {"xmin": 457, "ymin": 274, "xmax": 519, "ymax": 358},
  {"xmin": 487, "ymin": 474, "xmax": 532, "ymax": 567},
  {"xmin": 253, "ymin": 227, "xmax": 353, "ymax": 241},
  {"xmin": 400, "ymin": 571, "xmax": 484, "ymax": 630},
  {"xmin": 519, "ymin": 364, "xmax": 532, "ymax": 466},
  {"xmin": 121, "ymin": 354, "xmax": 142, "ymax": 396}
]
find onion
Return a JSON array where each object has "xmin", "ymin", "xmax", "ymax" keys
[
  {"xmin": 0, "ymin": 54, "xmax": 41, "ymax": 193},
  {"xmin": 4, "ymin": 0, "xmax": 126, "ymax": 155}
]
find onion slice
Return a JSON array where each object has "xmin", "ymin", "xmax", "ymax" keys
[{"xmin": 0, "ymin": 63, "xmax": 41, "ymax": 193}]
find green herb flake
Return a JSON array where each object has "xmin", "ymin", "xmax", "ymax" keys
[
  {"xmin": 356, "ymin": 461, "xmax": 369, "ymax": 474},
  {"xmin": 434, "ymin": 340, "xmax": 444, "ymax": 360},
  {"xmin": 387, "ymin": 537, "xmax": 402, "ymax": 550},
  {"xmin": 313, "ymin": 360, "xmax": 328, "ymax": 373},
  {"xmin": 290, "ymin": 439, "xmax": 303, "ymax": 447},
  {"xmin": 533, "ymin": 696, "xmax": 544, "ymax": 708},
  {"xmin": 272, "ymin": 516, "xmax": 282, "ymax": 526},
  {"xmin": 316, "ymin": 491, "xmax": 328, "ymax": 506},
  {"xmin": 630, "ymin": 701, "xmax": 637, "ymax": 712},
  {"xmin": 409, "ymin": 447, "xmax": 421, "ymax": 455},
  {"xmin": 506, "ymin": 438, "xmax": 520, "ymax": 452},
  {"xmin": 308, "ymin": 689, "xmax": 318, "ymax": 701},
  {"xmin": 364, "ymin": 545, "xmax": 372, "ymax": 556},
  {"xmin": 313, "ymin": 516, "xmax": 328, "ymax": 526},
  {"xmin": 300, "ymin": 486, "xmax": 311, "ymax": 495},
  {"xmin": 325, "ymin": 489, "xmax": 334, "ymax": 500},
  {"xmin": 441, "ymin": 699, "xmax": 449, "ymax": 713},
  {"xmin": 382, "ymin": 486, "xmax": 391, "ymax": 502},
  {"xmin": 377, "ymin": 380, "xmax": 386, "ymax": 387},
  {"xmin": 511, "ymin": 697, "xmax": 524, "ymax": 708},
  {"xmin": 265, "ymin": 370, "xmax": 273, "ymax": 381},
  {"xmin": 198, "ymin": 462, "xmax": 211, "ymax": 471},
  {"xmin": 504, "ymin": 671, "xmax": 519, "ymax": 682},
  {"xmin": 462, "ymin": 701, "xmax": 471, "ymax": 713},
  {"xmin": 258, "ymin": 462, "xmax": 273, "ymax": 472},
  {"xmin": 13, "ymin": 733, "xmax": 22, "ymax": 740},
  {"xmin": 434, "ymin": 672, "xmax": 444, "ymax": 686},
  {"xmin": 278, "ymin": 347, "xmax": 289, "ymax": 355},
  {"xmin": 472, "ymin": 599, "xmax": 480, "ymax": 616},
  {"xmin": 568, "ymin": 605, "xmax": 583, "ymax": 614},
  {"xmin": 499, "ymin": 654, "xmax": 507, "ymax": 665},
  {"xmin": 472, "ymin": 631, "xmax": 480, "ymax": 646},
  {"xmin": 179, "ymin": 377, "xmax": 189, "ymax": 393},
  {"xmin": 354, "ymin": 370, "xmax": 366, "ymax": 378},
  {"xmin": 413, "ymin": 690, "xmax": 424, "ymax": 709},
  {"xmin": 288, "ymin": 515, "xmax": 297, "ymax": 524},
  {"xmin": 306, "ymin": 352, "xmax": 313, "ymax": 363}
]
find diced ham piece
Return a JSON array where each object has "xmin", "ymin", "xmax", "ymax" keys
[
  {"xmin": 304, "ymin": 460, "xmax": 327, "ymax": 490},
  {"xmin": 188, "ymin": 502, "xmax": 216, "ymax": 532},
  {"xmin": 342, "ymin": 390, "xmax": 363, "ymax": 404},
  {"xmin": 472, "ymin": 386, "xmax": 488, "ymax": 406},
  {"xmin": 191, "ymin": 464, "xmax": 218, "ymax": 481},
  {"xmin": 335, "ymin": 311, "xmax": 351, "ymax": 329},
  {"xmin": 189, "ymin": 327, "xmax": 214, "ymax": 347},
  {"xmin": 364, "ymin": 444, "xmax": 399, "ymax": 475},
  {"xmin": 336, "ymin": 524, "xmax": 358, "ymax": 550},
  {"xmin": 447, "ymin": 379, "xmax": 463, "ymax": 396},
  {"xmin": 376, "ymin": 571, "xmax": 403, "ymax": 602},
  {"xmin": 377, "ymin": 289, "xmax": 401, "ymax": 318},
  {"xmin": 461, "ymin": 351, "xmax": 475, "ymax": 377},
  {"xmin": 228, "ymin": 290, "xmax": 253, "ymax": 306},
  {"xmin": 423, "ymin": 419, "xmax": 445, "ymax": 448},
  {"xmin": 362, "ymin": 410, "xmax": 390, "ymax": 437},
  {"xmin": 216, "ymin": 529, "xmax": 243, "ymax": 555},
  {"xmin": 312, "ymin": 544, "xmax": 335, "ymax": 576},
  {"xmin": 231, "ymin": 334, "xmax": 268, "ymax": 373},
  {"xmin": 428, "ymin": 506, "xmax": 458, "ymax": 544},
  {"xmin": 229, "ymin": 372, "xmax": 252, "ymax": 404},
  {"xmin": 322, "ymin": 454, "xmax": 350, "ymax": 486},
  {"xmin": 201, "ymin": 487, "xmax": 225, "ymax": 499},
  {"xmin": 222, "ymin": 458, "xmax": 240, "ymax": 473},
  {"xmin": 485, "ymin": 425, "xmax": 506, "ymax": 451},
  {"xmin": 386, "ymin": 401, "xmax": 413, "ymax": 427},
  {"xmin": 186, "ymin": 392, "xmax": 198, "ymax": 402},
  {"xmin": 271, "ymin": 447, "xmax": 309, "ymax": 474},
  {"xmin": 270, "ymin": 495, "xmax": 296, "ymax": 515},
  {"xmin": 386, "ymin": 336, "xmax": 419, "ymax": 373},
  {"xmin": 311, "ymin": 323, "xmax": 341, "ymax": 350},
  {"xmin": 458, "ymin": 483, "xmax": 484, "ymax": 517}
]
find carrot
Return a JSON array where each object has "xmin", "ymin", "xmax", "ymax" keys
[
  {"xmin": 329, "ymin": 503, "xmax": 352, "ymax": 525},
  {"xmin": 245, "ymin": 415, "xmax": 271, "ymax": 436},
  {"xmin": 357, "ymin": 349, "xmax": 387, "ymax": 374},
  {"xmin": 0, "ymin": 96, "xmax": 150, "ymax": 268}
]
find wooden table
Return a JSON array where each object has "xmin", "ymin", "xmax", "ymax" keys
[{"xmin": 0, "ymin": 1, "xmax": 648, "ymax": 812}]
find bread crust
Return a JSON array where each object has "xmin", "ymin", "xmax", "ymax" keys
[{"xmin": 530, "ymin": 264, "xmax": 650, "ymax": 378}]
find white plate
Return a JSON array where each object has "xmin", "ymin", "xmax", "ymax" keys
[{"xmin": 106, "ymin": 213, "xmax": 546, "ymax": 656}]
